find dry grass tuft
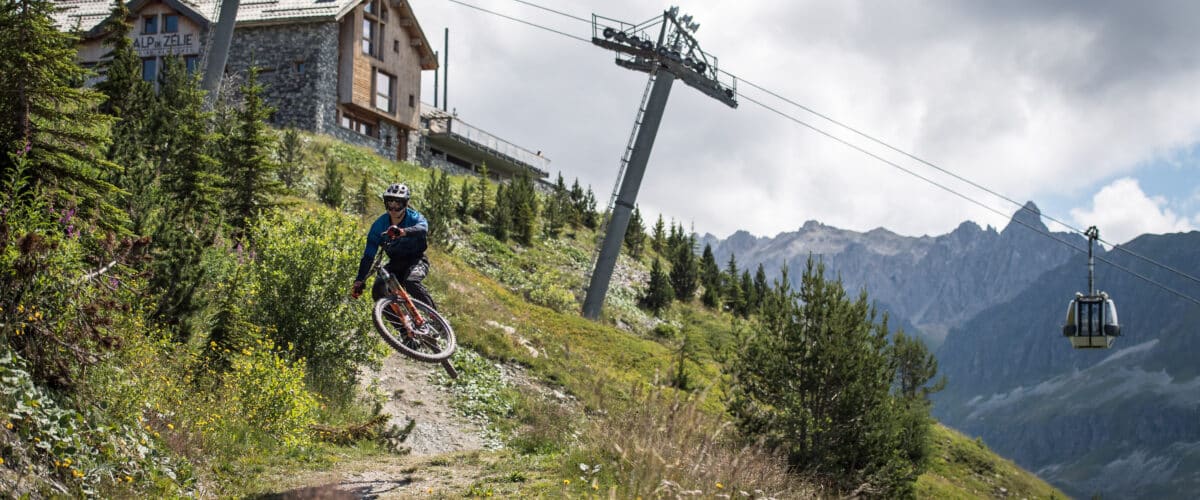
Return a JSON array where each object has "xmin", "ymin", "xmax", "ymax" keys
[{"xmin": 582, "ymin": 384, "xmax": 823, "ymax": 499}]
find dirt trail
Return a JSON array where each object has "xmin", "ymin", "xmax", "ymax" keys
[{"xmin": 262, "ymin": 354, "xmax": 493, "ymax": 499}]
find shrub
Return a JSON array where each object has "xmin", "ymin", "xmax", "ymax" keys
[{"xmin": 247, "ymin": 208, "xmax": 379, "ymax": 401}]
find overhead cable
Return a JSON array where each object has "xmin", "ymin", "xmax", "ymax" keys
[{"xmin": 444, "ymin": 0, "xmax": 1200, "ymax": 306}]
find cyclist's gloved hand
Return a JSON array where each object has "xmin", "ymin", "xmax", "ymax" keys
[
  {"xmin": 351, "ymin": 280, "xmax": 365, "ymax": 299},
  {"xmin": 384, "ymin": 225, "xmax": 406, "ymax": 239}
]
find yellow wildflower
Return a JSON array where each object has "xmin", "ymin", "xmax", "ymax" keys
[
  {"xmin": 125, "ymin": 476, "xmax": 134, "ymax": 483},
  {"xmin": 5, "ymin": 422, "xmax": 12, "ymax": 430},
  {"xmin": 72, "ymin": 469, "xmax": 84, "ymax": 478},
  {"xmin": 0, "ymin": 458, "xmax": 4, "ymax": 465},
  {"xmin": 716, "ymin": 482, "xmax": 724, "ymax": 489},
  {"xmin": 563, "ymin": 479, "xmax": 570, "ymax": 485},
  {"xmin": 167, "ymin": 423, "xmax": 174, "ymax": 430}
]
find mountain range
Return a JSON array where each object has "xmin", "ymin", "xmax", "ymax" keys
[
  {"xmin": 700, "ymin": 203, "xmax": 1200, "ymax": 498},
  {"xmin": 700, "ymin": 202, "xmax": 1083, "ymax": 348}
]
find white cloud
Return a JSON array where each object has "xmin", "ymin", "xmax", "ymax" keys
[
  {"xmin": 1069, "ymin": 178, "xmax": 1195, "ymax": 244},
  {"xmin": 412, "ymin": 0, "xmax": 1200, "ymax": 238}
]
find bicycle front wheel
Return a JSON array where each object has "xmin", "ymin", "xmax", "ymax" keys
[{"xmin": 372, "ymin": 297, "xmax": 456, "ymax": 362}]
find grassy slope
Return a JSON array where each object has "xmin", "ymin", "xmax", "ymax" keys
[{"xmin": 291, "ymin": 135, "xmax": 1065, "ymax": 498}]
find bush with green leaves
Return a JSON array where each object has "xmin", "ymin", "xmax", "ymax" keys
[
  {"xmin": 727, "ymin": 259, "xmax": 931, "ymax": 498},
  {"xmin": 247, "ymin": 208, "xmax": 379, "ymax": 400}
]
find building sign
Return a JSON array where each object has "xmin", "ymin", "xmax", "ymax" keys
[{"xmin": 133, "ymin": 32, "xmax": 199, "ymax": 57}]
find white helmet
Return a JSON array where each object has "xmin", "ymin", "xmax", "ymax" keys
[{"xmin": 382, "ymin": 183, "xmax": 410, "ymax": 202}]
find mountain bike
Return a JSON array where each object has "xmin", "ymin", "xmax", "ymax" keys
[{"xmin": 366, "ymin": 243, "xmax": 458, "ymax": 378}]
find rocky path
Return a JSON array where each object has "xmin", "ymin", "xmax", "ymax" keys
[{"xmin": 261, "ymin": 354, "xmax": 494, "ymax": 499}]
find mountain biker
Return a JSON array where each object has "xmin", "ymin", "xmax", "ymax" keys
[{"xmin": 351, "ymin": 183, "xmax": 438, "ymax": 309}]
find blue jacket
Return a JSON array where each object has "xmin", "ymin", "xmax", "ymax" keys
[{"xmin": 355, "ymin": 208, "xmax": 429, "ymax": 281}]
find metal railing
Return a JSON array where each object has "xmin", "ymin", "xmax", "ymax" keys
[{"xmin": 421, "ymin": 103, "xmax": 550, "ymax": 174}]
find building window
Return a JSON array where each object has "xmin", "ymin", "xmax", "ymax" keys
[
  {"xmin": 142, "ymin": 15, "xmax": 158, "ymax": 34},
  {"xmin": 294, "ymin": 60, "xmax": 306, "ymax": 74},
  {"xmin": 408, "ymin": 94, "xmax": 415, "ymax": 108},
  {"xmin": 142, "ymin": 57, "xmax": 157, "ymax": 81},
  {"xmin": 362, "ymin": 0, "xmax": 386, "ymax": 61},
  {"xmin": 362, "ymin": 19, "xmax": 375, "ymax": 57},
  {"xmin": 184, "ymin": 55, "xmax": 199, "ymax": 74},
  {"xmin": 340, "ymin": 112, "xmax": 375, "ymax": 137},
  {"xmin": 162, "ymin": 14, "xmax": 179, "ymax": 33},
  {"xmin": 393, "ymin": 39, "xmax": 400, "ymax": 53},
  {"xmin": 375, "ymin": 70, "xmax": 395, "ymax": 113}
]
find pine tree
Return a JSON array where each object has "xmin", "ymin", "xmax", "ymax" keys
[
  {"xmin": 471, "ymin": 163, "xmax": 490, "ymax": 221},
  {"xmin": 581, "ymin": 186, "xmax": 598, "ymax": 229},
  {"xmin": 723, "ymin": 253, "xmax": 743, "ymax": 313},
  {"xmin": 508, "ymin": 171, "xmax": 538, "ymax": 245},
  {"xmin": 651, "ymin": 214, "xmax": 666, "ymax": 254},
  {"xmin": 276, "ymin": 128, "xmax": 306, "ymax": 191},
  {"xmin": 456, "ymin": 180, "xmax": 473, "ymax": 222},
  {"xmin": 752, "ymin": 263, "xmax": 769, "ymax": 314},
  {"xmin": 96, "ymin": 0, "xmax": 156, "ymax": 234},
  {"xmin": 669, "ymin": 231, "xmax": 699, "ymax": 302},
  {"xmin": 424, "ymin": 168, "xmax": 454, "ymax": 247},
  {"xmin": 568, "ymin": 178, "xmax": 585, "ymax": 227},
  {"xmin": 738, "ymin": 270, "xmax": 754, "ymax": 317},
  {"xmin": 699, "ymin": 243, "xmax": 721, "ymax": 308},
  {"xmin": 728, "ymin": 257, "xmax": 926, "ymax": 496},
  {"xmin": 149, "ymin": 56, "xmax": 224, "ymax": 340},
  {"xmin": 222, "ymin": 67, "xmax": 283, "ymax": 241},
  {"xmin": 623, "ymin": 205, "xmax": 647, "ymax": 259},
  {"xmin": 317, "ymin": 158, "xmax": 344, "ymax": 209},
  {"xmin": 490, "ymin": 182, "xmax": 509, "ymax": 241},
  {"xmin": 354, "ymin": 176, "xmax": 369, "ymax": 216},
  {"xmin": 640, "ymin": 258, "xmax": 674, "ymax": 314},
  {"xmin": 543, "ymin": 172, "xmax": 570, "ymax": 238},
  {"xmin": 0, "ymin": 0, "xmax": 123, "ymax": 226},
  {"xmin": 891, "ymin": 330, "xmax": 945, "ymax": 401}
]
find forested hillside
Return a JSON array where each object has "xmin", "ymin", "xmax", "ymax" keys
[{"xmin": 1, "ymin": 0, "xmax": 1062, "ymax": 497}]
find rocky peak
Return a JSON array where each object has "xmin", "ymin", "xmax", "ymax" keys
[{"xmin": 1001, "ymin": 201, "xmax": 1048, "ymax": 237}]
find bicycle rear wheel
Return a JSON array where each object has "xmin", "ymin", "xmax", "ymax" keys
[{"xmin": 372, "ymin": 297, "xmax": 456, "ymax": 362}]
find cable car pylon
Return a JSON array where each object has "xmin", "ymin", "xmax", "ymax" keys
[
  {"xmin": 582, "ymin": 6, "xmax": 738, "ymax": 319},
  {"xmin": 1062, "ymin": 226, "xmax": 1122, "ymax": 349}
]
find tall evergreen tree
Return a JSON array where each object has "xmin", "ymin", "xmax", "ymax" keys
[
  {"xmin": 317, "ymin": 158, "xmax": 344, "ymax": 209},
  {"xmin": 276, "ymin": 128, "xmax": 306, "ymax": 191},
  {"xmin": 354, "ymin": 176, "xmax": 369, "ymax": 216},
  {"xmin": 728, "ymin": 257, "xmax": 926, "ymax": 496},
  {"xmin": 96, "ymin": 0, "xmax": 156, "ymax": 234},
  {"xmin": 568, "ymin": 178, "xmax": 585, "ymax": 227},
  {"xmin": 423, "ymin": 168, "xmax": 454, "ymax": 247},
  {"xmin": 471, "ymin": 163, "xmax": 490, "ymax": 221},
  {"xmin": 723, "ymin": 253, "xmax": 743, "ymax": 313},
  {"xmin": 0, "ymin": 0, "xmax": 122, "ymax": 226},
  {"xmin": 699, "ymin": 243, "xmax": 721, "ymax": 308},
  {"xmin": 650, "ymin": 214, "xmax": 666, "ymax": 254},
  {"xmin": 543, "ymin": 172, "xmax": 571, "ymax": 238},
  {"xmin": 669, "ymin": 232, "xmax": 699, "ymax": 302},
  {"xmin": 490, "ymin": 182, "xmax": 509, "ymax": 241},
  {"xmin": 149, "ymin": 56, "xmax": 223, "ymax": 340},
  {"xmin": 580, "ymin": 186, "xmax": 598, "ymax": 229},
  {"xmin": 623, "ymin": 205, "xmax": 647, "ymax": 259},
  {"xmin": 456, "ymin": 179, "xmax": 473, "ymax": 222},
  {"xmin": 508, "ymin": 171, "xmax": 538, "ymax": 245},
  {"xmin": 640, "ymin": 258, "xmax": 674, "ymax": 314},
  {"xmin": 752, "ymin": 263, "xmax": 769, "ymax": 313},
  {"xmin": 221, "ymin": 67, "xmax": 283, "ymax": 241},
  {"xmin": 738, "ymin": 270, "xmax": 755, "ymax": 317}
]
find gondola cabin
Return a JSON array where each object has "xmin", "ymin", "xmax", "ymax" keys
[{"xmin": 1062, "ymin": 292, "xmax": 1120, "ymax": 349}]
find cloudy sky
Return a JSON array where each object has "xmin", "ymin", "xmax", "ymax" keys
[{"xmin": 411, "ymin": 0, "xmax": 1200, "ymax": 244}]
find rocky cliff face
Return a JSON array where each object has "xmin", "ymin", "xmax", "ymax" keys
[
  {"xmin": 701, "ymin": 202, "xmax": 1081, "ymax": 347},
  {"xmin": 933, "ymin": 231, "xmax": 1200, "ymax": 499}
]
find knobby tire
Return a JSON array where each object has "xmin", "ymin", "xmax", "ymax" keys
[{"xmin": 372, "ymin": 297, "xmax": 456, "ymax": 362}]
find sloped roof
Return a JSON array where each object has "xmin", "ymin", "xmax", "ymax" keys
[
  {"xmin": 52, "ymin": 0, "xmax": 436, "ymax": 67},
  {"xmin": 52, "ymin": 0, "xmax": 363, "ymax": 33}
]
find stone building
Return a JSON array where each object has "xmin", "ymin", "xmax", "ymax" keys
[{"xmin": 54, "ymin": 0, "xmax": 438, "ymax": 161}]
